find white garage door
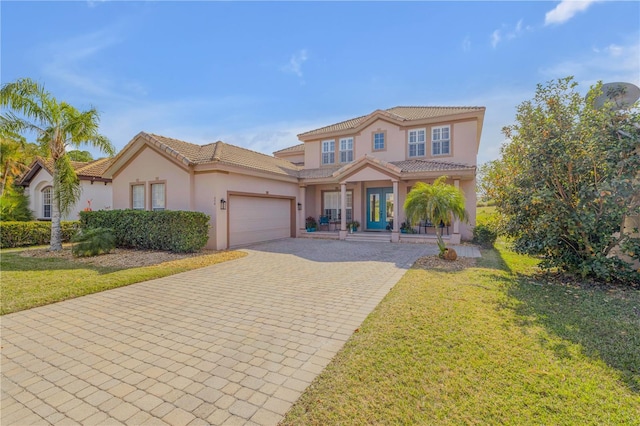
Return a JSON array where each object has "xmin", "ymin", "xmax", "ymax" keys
[{"xmin": 229, "ymin": 196, "xmax": 292, "ymax": 247}]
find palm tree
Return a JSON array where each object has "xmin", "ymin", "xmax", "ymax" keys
[
  {"xmin": 404, "ymin": 176, "xmax": 468, "ymax": 255},
  {"xmin": 1, "ymin": 78, "xmax": 114, "ymax": 250}
]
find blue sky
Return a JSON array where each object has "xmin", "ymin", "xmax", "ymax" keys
[{"xmin": 2, "ymin": 1, "xmax": 639, "ymax": 165}]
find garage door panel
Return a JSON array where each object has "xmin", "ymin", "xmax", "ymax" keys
[{"xmin": 229, "ymin": 196, "xmax": 291, "ymax": 247}]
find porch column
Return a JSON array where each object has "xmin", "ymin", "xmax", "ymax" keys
[
  {"xmin": 339, "ymin": 182, "xmax": 347, "ymax": 240},
  {"xmin": 453, "ymin": 179, "xmax": 461, "ymax": 235},
  {"xmin": 299, "ymin": 185, "xmax": 306, "ymax": 235},
  {"xmin": 391, "ymin": 180, "xmax": 399, "ymax": 242}
]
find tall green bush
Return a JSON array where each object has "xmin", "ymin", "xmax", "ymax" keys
[
  {"xmin": 0, "ymin": 187, "xmax": 33, "ymax": 221},
  {"xmin": 481, "ymin": 77, "xmax": 639, "ymax": 283},
  {"xmin": 79, "ymin": 210, "xmax": 210, "ymax": 253}
]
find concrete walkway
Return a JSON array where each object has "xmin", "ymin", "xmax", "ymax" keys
[{"xmin": 1, "ymin": 239, "xmax": 445, "ymax": 425}]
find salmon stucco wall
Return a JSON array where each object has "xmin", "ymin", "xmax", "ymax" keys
[
  {"xmin": 112, "ymin": 146, "xmax": 192, "ymax": 211},
  {"xmin": 303, "ymin": 118, "xmax": 480, "ymax": 168},
  {"xmin": 194, "ymin": 171, "xmax": 299, "ymax": 250}
]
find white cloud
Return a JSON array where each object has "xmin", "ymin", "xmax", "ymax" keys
[
  {"xmin": 462, "ymin": 36, "xmax": 471, "ymax": 52},
  {"xmin": 491, "ymin": 30, "xmax": 501, "ymax": 49},
  {"xmin": 282, "ymin": 49, "xmax": 309, "ymax": 79},
  {"xmin": 540, "ymin": 38, "xmax": 640, "ymax": 88},
  {"xmin": 38, "ymin": 24, "xmax": 143, "ymax": 102},
  {"xmin": 491, "ymin": 20, "xmax": 530, "ymax": 48},
  {"xmin": 545, "ymin": 0, "xmax": 600, "ymax": 26}
]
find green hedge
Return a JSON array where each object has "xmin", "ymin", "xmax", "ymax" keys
[
  {"xmin": 79, "ymin": 210, "xmax": 210, "ymax": 253},
  {"xmin": 0, "ymin": 221, "xmax": 80, "ymax": 248}
]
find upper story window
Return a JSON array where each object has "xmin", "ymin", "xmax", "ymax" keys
[
  {"xmin": 432, "ymin": 125, "xmax": 451, "ymax": 156},
  {"xmin": 339, "ymin": 137, "xmax": 353, "ymax": 163},
  {"xmin": 151, "ymin": 183, "xmax": 165, "ymax": 211},
  {"xmin": 322, "ymin": 140, "xmax": 335, "ymax": 165},
  {"xmin": 408, "ymin": 128, "xmax": 426, "ymax": 157},
  {"xmin": 373, "ymin": 132, "xmax": 385, "ymax": 151},
  {"xmin": 42, "ymin": 186, "xmax": 52, "ymax": 219},
  {"xmin": 131, "ymin": 184, "xmax": 145, "ymax": 210}
]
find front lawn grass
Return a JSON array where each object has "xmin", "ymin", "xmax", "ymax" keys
[
  {"xmin": 282, "ymin": 242, "xmax": 640, "ymax": 425},
  {"xmin": 1, "ymin": 250, "xmax": 246, "ymax": 315}
]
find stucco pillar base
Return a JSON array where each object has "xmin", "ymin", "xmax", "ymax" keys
[
  {"xmin": 450, "ymin": 234, "xmax": 462, "ymax": 244},
  {"xmin": 391, "ymin": 231, "xmax": 400, "ymax": 243},
  {"xmin": 339, "ymin": 230, "xmax": 347, "ymax": 240}
]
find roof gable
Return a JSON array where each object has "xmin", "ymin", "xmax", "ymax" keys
[
  {"xmin": 297, "ymin": 106, "xmax": 485, "ymax": 140},
  {"xmin": 18, "ymin": 157, "xmax": 113, "ymax": 185},
  {"xmin": 332, "ymin": 155, "xmax": 402, "ymax": 181},
  {"xmin": 104, "ymin": 132, "xmax": 301, "ymax": 179}
]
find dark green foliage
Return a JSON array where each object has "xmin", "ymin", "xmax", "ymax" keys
[
  {"xmin": 482, "ymin": 77, "xmax": 640, "ymax": 283},
  {"xmin": 67, "ymin": 150, "xmax": 93, "ymax": 162},
  {"xmin": 0, "ymin": 187, "xmax": 33, "ymax": 221},
  {"xmin": 71, "ymin": 227, "xmax": 115, "ymax": 257},
  {"xmin": 472, "ymin": 224, "xmax": 498, "ymax": 248},
  {"xmin": 79, "ymin": 210, "xmax": 210, "ymax": 253},
  {"xmin": 0, "ymin": 221, "xmax": 79, "ymax": 248}
]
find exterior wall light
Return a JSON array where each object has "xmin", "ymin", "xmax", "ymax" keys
[
  {"xmin": 297, "ymin": 202, "xmax": 302, "ymax": 211},
  {"xmin": 220, "ymin": 198, "xmax": 226, "ymax": 210}
]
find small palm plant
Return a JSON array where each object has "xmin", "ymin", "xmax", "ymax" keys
[
  {"xmin": 72, "ymin": 227, "xmax": 115, "ymax": 257},
  {"xmin": 404, "ymin": 176, "xmax": 468, "ymax": 258}
]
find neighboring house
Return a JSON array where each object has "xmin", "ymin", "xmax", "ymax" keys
[
  {"xmin": 105, "ymin": 106, "xmax": 485, "ymax": 249},
  {"xmin": 18, "ymin": 157, "xmax": 113, "ymax": 221}
]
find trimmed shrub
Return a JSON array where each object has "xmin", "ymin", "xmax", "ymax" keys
[
  {"xmin": 0, "ymin": 221, "xmax": 80, "ymax": 248},
  {"xmin": 71, "ymin": 227, "xmax": 116, "ymax": 257},
  {"xmin": 472, "ymin": 224, "xmax": 498, "ymax": 248},
  {"xmin": 79, "ymin": 210, "xmax": 210, "ymax": 253}
]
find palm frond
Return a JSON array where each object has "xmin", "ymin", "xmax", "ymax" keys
[{"xmin": 53, "ymin": 155, "xmax": 81, "ymax": 216}]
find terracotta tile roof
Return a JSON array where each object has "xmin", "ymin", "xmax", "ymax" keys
[
  {"xmin": 298, "ymin": 166, "xmax": 341, "ymax": 179},
  {"xmin": 390, "ymin": 159, "xmax": 476, "ymax": 173},
  {"xmin": 273, "ymin": 143, "xmax": 304, "ymax": 155},
  {"xmin": 299, "ymin": 159, "xmax": 474, "ymax": 180},
  {"xmin": 143, "ymin": 133, "xmax": 300, "ymax": 177},
  {"xmin": 19, "ymin": 156, "xmax": 114, "ymax": 184},
  {"xmin": 75, "ymin": 158, "xmax": 113, "ymax": 178},
  {"xmin": 298, "ymin": 106, "xmax": 485, "ymax": 138}
]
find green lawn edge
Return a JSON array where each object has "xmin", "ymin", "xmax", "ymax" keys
[
  {"xmin": 1, "ymin": 250, "xmax": 247, "ymax": 315},
  {"xmin": 281, "ymin": 242, "xmax": 640, "ymax": 425}
]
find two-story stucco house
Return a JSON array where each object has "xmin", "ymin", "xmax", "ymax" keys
[{"xmin": 104, "ymin": 106, "xmax": 485, "ymax": 250}]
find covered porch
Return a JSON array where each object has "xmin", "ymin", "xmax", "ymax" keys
[{"xmin": 297, "ymin": 155, "xmax": 476, "ymax": 244}]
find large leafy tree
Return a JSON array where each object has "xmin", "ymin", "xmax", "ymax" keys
[
  {"xmin": 404, "ymin": 176, "xmax": 468, "ymax": 253},
  {"xmin": 0, "ymin": 132, "xmax": 40, "ymax": 221},
  {"xmin": 482, "ymin": 77, "xmax": 639, "ymax": 283},
  {"xmin": 0, "ymin": 78, "xmax": 114, "ymax": 250}
]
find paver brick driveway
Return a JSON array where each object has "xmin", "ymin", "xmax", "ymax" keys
[{"xmin": 1, "ymin": 239, "xmax": 437, "ymax": 425}]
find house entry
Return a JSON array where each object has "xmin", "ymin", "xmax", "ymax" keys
[{"xmin": 366, "ymin": 187, "xmax": 394, "ymax": 230}]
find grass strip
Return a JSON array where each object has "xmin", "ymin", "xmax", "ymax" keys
[{"xmin": 1, "ymin": 250, "xmax": 246, "ymax": 315}]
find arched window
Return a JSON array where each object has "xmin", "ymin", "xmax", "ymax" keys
[{"xmin": 42, "ymin": 186, "xmax": 52, "ymax": 219}]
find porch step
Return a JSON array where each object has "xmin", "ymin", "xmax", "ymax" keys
[{"xmin": 345, "ymin": 232, "xmax": 391, "ymax": 243}]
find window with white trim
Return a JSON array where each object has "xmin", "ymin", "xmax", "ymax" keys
[
  {"xmin": 323, "ymin": 191, "xmax": 353, "ymax": 221},
  {"xmin": 408, "ymin": 128, "xmax": 426, "ymax": 157},
  {"xmin": 339, "ymin": 137, "xmax": 353, "ymax": 163},
  {"xmin": 132, "ymin": 184, "xmax": 145, "ymax": 210},
  {"xmin": 42, "ymin": 186, "xmax": 52, "ymax": 219},
  {"xmin": 151, "ymin": 183, "xmax": 165, "ymax": 211},
  {"xmin": 373, "ymin": 132, "xmax": 385, "ymax": 150},
  {"xmin": 432, "ymin": 125, "xmax": 451, "ymax": 156},
  {"xmin": 322, "ymin": 140, "xmax": 335, "ymax": 165}
]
